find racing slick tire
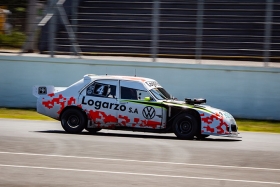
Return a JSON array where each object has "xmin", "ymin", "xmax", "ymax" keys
[
  {"xmin": 85, "ymin": 128, "xmax": 102, "ymax": 134},
  {"xmin": 61, "ymin": 108, "xmax": 86, "ymax": 134},
  {"xmin": 172, "ymin": 113, "xmax": 198, "ymax": 140}
]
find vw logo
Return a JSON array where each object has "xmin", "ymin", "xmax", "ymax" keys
[{"xmin": 142, "ymin": 106, "xmax": 156, "ymax": 119}]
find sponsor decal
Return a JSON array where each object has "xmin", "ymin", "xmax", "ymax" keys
[
  {"xmin": 82, "ymin": 96, "xmax": 126, "ymax": 111},
  {"xmin": 86, "ymin": 85, "xmax": 95, "ymax": 95},
  {"xmin": 129, "ymin": 107, "xmax": 138, "ymax": 114},
  {"xmin": 38, "ymin": 87, "xmax": 47, "ymax": 94},
  {"xmin": 145, "ymin": 81, "xmax": 161, "ymax": 87},
  {"xmin": 142, "ymin": 106, "xmax": 156, "ymax": 119}
]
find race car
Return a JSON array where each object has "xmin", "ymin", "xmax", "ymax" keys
[{"xmin": 33, "ymin": 74, "xmax": 240, "ymax": 139}]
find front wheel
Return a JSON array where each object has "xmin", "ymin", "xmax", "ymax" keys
[
  {"xmin": 61, "ymin": 108, "xmax": 86, "ymax": 134},
  {"xmin": 172, "ymin": 113, "xmax": 198, "ymax": 140}
]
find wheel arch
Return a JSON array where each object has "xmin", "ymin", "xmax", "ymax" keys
[
  {"xmin": 187, "ymin": 109, "xmax": 202, "ymax": 135},
  {"xmin": 166, "ymin": 107, "xmax": 201, "ymax": 133},
  {"xmin": 59, "ymin": 106, "xmax": 88, "ymax": 121},
  {"xmin": 171, "ymin": 109, "xmax": 201, "ymax": 140}
]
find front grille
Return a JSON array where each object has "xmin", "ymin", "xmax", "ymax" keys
[{"xmin": 231, "ymin": 124, "xmax": 237, "ymax": 132}]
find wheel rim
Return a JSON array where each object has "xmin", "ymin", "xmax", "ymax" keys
[
  {"xmin": 67, "ymin": 115, "xmax": 80, "ymax": 128},
  {"xmin": 177, "ymin": 119, "xmax": 192, "ymax": 134}
]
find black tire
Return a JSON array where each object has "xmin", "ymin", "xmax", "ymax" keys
[
  {"xmin": 172, "ymin": 113, "xmax": 198, "ymax": 140},
  {"xmin": 61, "ymin": 108, "xmax": 86, "ymax": 134},
  {"xmin": 85, "ymin": 128, "xmax": 102, "ymax": 134}
]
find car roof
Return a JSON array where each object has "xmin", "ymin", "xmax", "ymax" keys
[{"xmin": 83, "ymin": 74, "xmax": 156, "ymax": 83}]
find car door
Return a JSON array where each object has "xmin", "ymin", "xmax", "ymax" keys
[
  {"xmin": 117, "ymin": 80, "xmax": 164, "ymax": 129},
  {"xmin": 78, "ymin": 79, "xmax": 119, "ymax": 128}
]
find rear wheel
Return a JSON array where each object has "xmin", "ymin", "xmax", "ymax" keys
[
  {"xmin": 172, "ymin": 113, "xmax": 198, "ymax": 140},
  {"xmin": 61, "ymin": 108, "xmax": 86, "ymax": 134}
]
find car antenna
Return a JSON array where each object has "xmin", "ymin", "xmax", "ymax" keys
[{"xmin": 135, "ymin": 69, "xmax": 137, "ymax": 77}]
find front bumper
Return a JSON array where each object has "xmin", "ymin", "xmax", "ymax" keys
[{"xmin": 218, "ymin": 131, "xmax": 242, "ymax": 138}]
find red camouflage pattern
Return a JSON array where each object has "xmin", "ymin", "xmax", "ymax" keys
[
  {"xmin": 87, "ymin": 110, "xmax": 161, "ymax": 129},
  {"xmin": 42, "ymin": 94, "xmax": 76, "ymax": 114},
  {"xmin": 200, "ymin": 113, "xmax": 229, "ymax": 134}
]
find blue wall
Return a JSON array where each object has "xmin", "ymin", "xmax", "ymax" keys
[{"xmin": 0, "ymin": 54, "xmax": 279, "ymax": 120}]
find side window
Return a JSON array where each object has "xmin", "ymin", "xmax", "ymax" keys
[
  {"xmin": 121, "ymin": 86, "xmax": 137, "ymax": 100},
  {"xmin": 121, "ymin": 86, "xmax": 154, "ymax": 100},
  {"xmin": 136, "ymin": 90, "xmax": 154, "ymax": 100},
  {"xmin": 86, "ymin": 83, "xmax": 116, "ymax": 98}
]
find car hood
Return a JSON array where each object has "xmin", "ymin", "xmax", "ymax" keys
[{"xmin": 162, "ymin": 100, "xmax": 235, "ymax": 119}]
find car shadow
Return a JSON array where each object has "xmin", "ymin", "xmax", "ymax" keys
[{"xmin": 33, "ymin": 130, "xmax": 242, "ymax": 142}]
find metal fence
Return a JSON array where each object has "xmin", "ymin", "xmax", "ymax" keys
[{"xmin": 1, "ymin": 0, "xmax": 279, "ymax": 64}]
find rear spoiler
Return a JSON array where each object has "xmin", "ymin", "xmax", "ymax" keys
[{"xmin": 33, "ymin": 85, "xmax": 66, "ymax": 98}]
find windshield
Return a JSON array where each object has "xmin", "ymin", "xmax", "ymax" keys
[{"xmin": 150, "ymin": 87, "xmax": 171, "ymax": 100}]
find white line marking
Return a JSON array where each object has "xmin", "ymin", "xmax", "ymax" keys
[
  {"xmin": 0, "ymin": 151, "xmax": 279, "ymax": 172},
  {"xmin": 0, "ymin": 164, "xmax": 279, "ymax": 185}
]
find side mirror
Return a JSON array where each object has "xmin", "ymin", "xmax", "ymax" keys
[{"xmin": 144, "ymin": 97, "xmax": 150, "ymax": 101}]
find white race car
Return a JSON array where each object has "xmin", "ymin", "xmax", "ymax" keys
[{"xmin": 33, "ymin": 74, "xmax": 240, "ymax": 139}]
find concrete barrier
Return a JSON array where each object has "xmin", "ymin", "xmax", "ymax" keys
[{"xmin": 0, "ymin": 54, "xmax": 280, "ymax": 120}]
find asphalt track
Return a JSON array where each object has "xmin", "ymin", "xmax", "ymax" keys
[{"xmin": 0, "ymin": 119, "xmax": 280, "ymax": 187}]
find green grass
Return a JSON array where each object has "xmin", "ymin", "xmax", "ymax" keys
[
  {"xmin": 0, "ymin": 108, "xmax": 55, "ymax": 121},
  {"xmin": 0, "ymin": 108, "xmax": 280, "ymax": 133},
  {"xmin": 236, "ymin": 119, "xmax": 280, "ymax": 133}
]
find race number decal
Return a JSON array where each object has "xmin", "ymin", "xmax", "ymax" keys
[
  {"xmin": 96, "ymin": 85, "xmax": 105, "ymax": 95},
  {"xmin": 86, "ymin": 83, "xmax": 109, "ymax": 97}
]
